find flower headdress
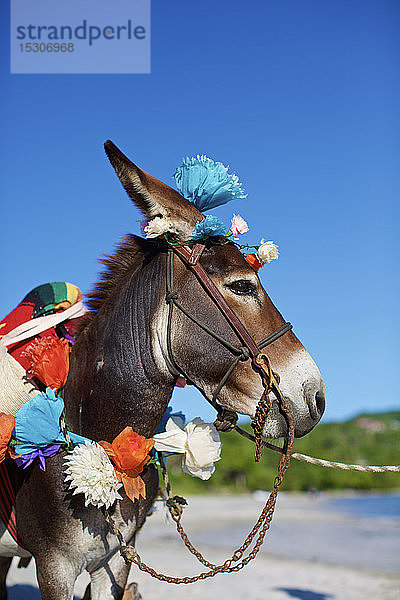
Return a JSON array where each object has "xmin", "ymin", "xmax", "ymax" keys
[{"xmin": 142, "ymin": 155, "xmax": 279, "ymax": 272}]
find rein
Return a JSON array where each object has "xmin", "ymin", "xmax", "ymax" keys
[{"xmin": 103, "ymin": 242, "xmax": 297, "ymax": 583}]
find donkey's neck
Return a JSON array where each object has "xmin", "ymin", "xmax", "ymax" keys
[{"xmin": 64, "ymin": 253, "xmax": 175, "ymax": 441}]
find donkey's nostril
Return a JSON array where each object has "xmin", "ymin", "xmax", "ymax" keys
[
  {"xmin": 303, "ymin": 382, "xmax": 325, "ymax": 421},
  {"xmin": 315, "ymin": 389, "xmax": 325, "ymax": 418}
]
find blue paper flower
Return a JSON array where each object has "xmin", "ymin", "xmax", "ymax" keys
[
  {"xmin": 157, "ymin": 406, "xmax": 186, "ymax": 434},
  {"xmin": 190, "ymin": 215, "xmax": 227, "ymax": 241},
  {"xmin": 174, "ymin": 155, "xmax": 247, "ymax": 212},
  {"xmin": 14, "ymin": 388, "xmax": 88, "ymax": 455}
]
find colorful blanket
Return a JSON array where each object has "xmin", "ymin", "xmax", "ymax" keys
[
  {"xmin": 0, "ymin": 282, "xmax": 84, "ymax": 370},
  {"xmin": 0, "ymin": 282, "xmax": 85, "ymax": 549}
]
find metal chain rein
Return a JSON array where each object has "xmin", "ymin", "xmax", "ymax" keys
[{"xmin": 104, "ymin": 356, "xmax": 295, "ymax": 584}]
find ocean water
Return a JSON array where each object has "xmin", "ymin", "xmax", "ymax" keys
[{"xmin": 327, "ymin": 492, "xmax": 400, "ymax": 519}]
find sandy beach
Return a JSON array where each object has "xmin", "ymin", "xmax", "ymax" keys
[{"xmin": 5, "ymin": 493, "xmax": 400, "ymax": 600}]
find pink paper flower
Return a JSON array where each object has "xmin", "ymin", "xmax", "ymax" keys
[{"xmin": 230, "ymin": 214, "xmax": 249, "ymax": 240}]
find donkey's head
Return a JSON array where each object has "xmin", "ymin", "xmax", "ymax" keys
[{"xmin": 104, "ymin": 141, "xmax": 325, "ymax": 439}]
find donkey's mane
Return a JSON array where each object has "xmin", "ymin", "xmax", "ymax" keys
[{"xmin": 77, "ymin": 234, "xmax": 147, "ymax": 334}]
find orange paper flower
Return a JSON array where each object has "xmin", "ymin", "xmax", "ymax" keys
[
  {"xmin": 245, "ymin": 253, "xmax": 262, "ymax": 272},
  {"xmin": 0, "ymin": 413, "xmax": 15, "ymax": 463},
  {"xmin": 24, "ymin": 338, "xmax": 70, "ymax": 390},
  {"xmin": 99, "ymin": 428, "xmax": 154, "ymax": 502}
]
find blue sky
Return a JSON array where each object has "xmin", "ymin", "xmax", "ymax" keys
[{"xmin": 1, "ymin": 0, "xmax": 399, "ymax": 424}]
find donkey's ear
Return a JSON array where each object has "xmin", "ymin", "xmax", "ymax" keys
[{"xmin": 104, "ymin": 140, "xmax": 202, "ymax": 234}]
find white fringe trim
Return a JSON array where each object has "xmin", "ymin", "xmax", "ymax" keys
[{"xmin": 0, "ymin": 301, "xmax": 87, "ymax": 348}]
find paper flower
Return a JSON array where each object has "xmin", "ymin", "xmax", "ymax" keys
[
  {"xmin": 245, "ymin": 253, "xmax": 263, "ymax": 272},
  {"xmin": 23, "ymin": 337, "xmax": 70, "ymax": 391},
  {"xmin": 15, "ymin": 443, "xmax": 61, "ymax": 471},
  {"xmin": 140, "ymin": 220, "xmax": 148, "ymax": 235},
  {"xmin": 0, "ymin": 413, "xmax": 15, "ymax": 463},
  {"xmin": 99, "ymin": 427, "xmax": 154, "ymax": 502},
  {"xmin": 190, "ymin": 215, "xmax": 227, "ymax": 241},
  {"xmin": 154, "ymin": 417, "xmax": 221, "ymax": 480},
  {"xmin": 174, "ymin": 376, "xmax": 187, "ymax": 388},
  {"xmin": 257, "ymin": 240, "xmax": 279, "ymax": 263},
  {"xmin": 174, "ymin": 155, "xmax": 247, "ymax": 212},
  {"xmin": 13, "ymin": 388, "xmax": 88, "ymax": 455},
  {"xmin": 230, "ymin": 214, "xmax": 249, "ymax": 240},
  {"xmin": 144, "ymin": 217, "xmax": 177, "ymax": 239},
  {"xmin": 64, "ymin": 441, "xmax": 122, "ymax": 509},
  {"xmin": 156, "ymin": 406, "xmax": 186, "ymax": 434}
]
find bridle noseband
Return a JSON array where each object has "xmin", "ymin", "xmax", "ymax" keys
[{"xmin": 164, "ymin": 242, "xmax": 293, "ymax": 460}]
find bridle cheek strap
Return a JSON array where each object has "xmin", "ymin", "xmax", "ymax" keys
[
  {"xmin": 174, "ymin": 245, "xmax": 262, "ymax": 358},
  {"xmin": 165, "ymin": 243, "xmax": 293, "ymax": 460}
]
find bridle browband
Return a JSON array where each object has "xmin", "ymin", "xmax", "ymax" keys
[{"xmin": 164, "ymin": 242, "xmax": 293, "ymax": 459}]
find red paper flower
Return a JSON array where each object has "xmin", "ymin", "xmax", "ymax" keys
[
  {"xmin": 175, "ymin": 376, "xmax": 187, "ymax": 388},
  {"xmin": 99, "ymin": 428, "xmax": 154, "ymax": 502},
  {"xmin": 24, "ymin": 338, "xmax": 70, "ymax": 391},
  {"xmin": 245, "ymin": 253, "xmax": 263, "ymax": 272},
  {"xmin": 0, "ymin": 413, "xmax": 15, "ymax": 463}
]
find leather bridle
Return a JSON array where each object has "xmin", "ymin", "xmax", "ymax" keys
[{"xmin": 164, "ymin": 242, "xmax": 294, "ymax": 460}]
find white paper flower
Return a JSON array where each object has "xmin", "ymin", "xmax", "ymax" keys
[
  {"xmin": 154, "ymin": 417, "xmax": 221, "ymax": 480},
  {"xmin": 64, "ymin": 441, "xmax": 122, "ymax": 509},
  {"xmin": 257, "ymin": 239, "xmax": 279, "ymax": 263},
  {"xmin": 144, "ymin": 216, "xmax": 177, "ymax": 239}
]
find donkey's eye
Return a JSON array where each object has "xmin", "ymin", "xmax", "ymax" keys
[{"xmin": 227, "ymin": 280, "xmax": 257, "ymax": 296}]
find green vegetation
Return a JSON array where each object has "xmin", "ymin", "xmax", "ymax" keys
[{"xmin": 167, "ymin": 411, "xmax": 400, "ymax": 494}]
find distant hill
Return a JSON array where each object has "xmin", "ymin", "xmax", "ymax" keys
[{"xmin": 167, "ymin": 411, "xmax": 400, "ymax": 494}]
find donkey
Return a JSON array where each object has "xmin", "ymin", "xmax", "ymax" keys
[{"xmin": 0, "ymin": 141, "xmax": 325, "ymax": 599}]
